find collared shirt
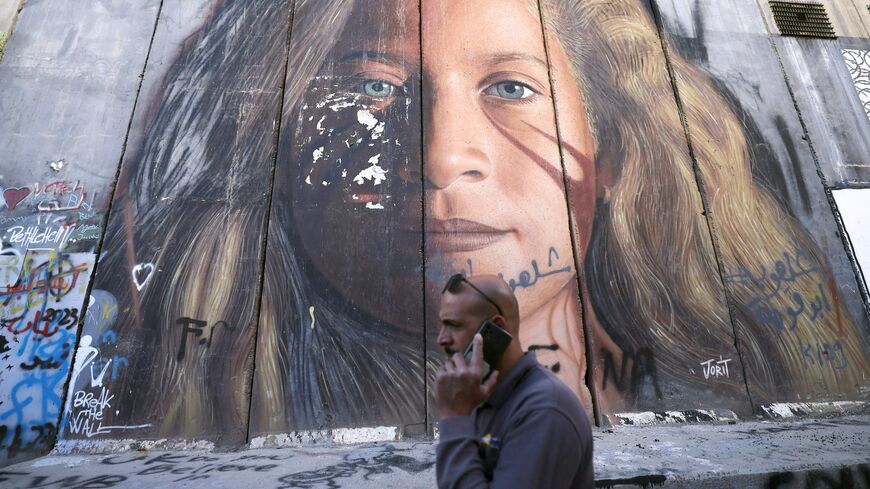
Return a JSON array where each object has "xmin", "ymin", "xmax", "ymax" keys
[{"xmin": 436, "ymin": 352, "xmax": 593, "ymax": 489}]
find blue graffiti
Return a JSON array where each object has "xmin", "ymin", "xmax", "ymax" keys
[
  {"xmin": 801, "ymin": 340, "xmax": 848, "ymax": 370},
  {"xmin": 0, "ymin": 251, "xmax": 94, "ymax": 458},
  {"xmin": 429, "ymin": 246, "xmax": 572, "ymax": 292},
  {"xmin": 0, "ymin": 365, "xmax": 68, "ymax": 426},
  {"xmin": 725, "ymin": 250, "xmax": 831, "ymax": 334}
]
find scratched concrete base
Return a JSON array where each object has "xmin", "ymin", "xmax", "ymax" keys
[{"xmin": 0, "ymin": 415, "xmax": 868, "ymax": 488}]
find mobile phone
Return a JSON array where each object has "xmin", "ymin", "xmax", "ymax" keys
[{"xmin": 463, "ymin": 319, "xmax": 513, "ymax": 381}]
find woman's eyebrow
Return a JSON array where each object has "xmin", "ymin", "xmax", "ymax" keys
[
  {"xmin": 337, "ymin": 50, "xmax": 416, "ymax": 69},
  {"xmin": 474, "ymin": 52, "xmax": 549, "ymax": 70}
]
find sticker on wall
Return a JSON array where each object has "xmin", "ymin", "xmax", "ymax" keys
[{"xmin": 842, "ymin": 49, "xmax": 870, "ymax": 123}]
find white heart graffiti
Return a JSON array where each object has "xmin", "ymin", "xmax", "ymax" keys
[{"xmin": 132, "ymin": 262, "xmax": 155, "ymax": 291}]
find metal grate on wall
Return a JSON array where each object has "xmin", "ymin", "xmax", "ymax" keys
[{"xmin": 769, "ymin": 1, "xmax": 837, "ymax": 38}]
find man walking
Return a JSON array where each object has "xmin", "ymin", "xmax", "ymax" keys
[{"xmin": 435, "ymin": 273, "xmax": 593, "ymax": 488}]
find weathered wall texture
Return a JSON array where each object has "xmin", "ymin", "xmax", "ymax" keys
[{"xmin": 1, "ymin": 0, "xmax": 869, "ymax": 468}]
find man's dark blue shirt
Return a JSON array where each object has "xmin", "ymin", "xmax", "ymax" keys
[{"xmin": 436, "ymin": 351, "xmax": 594, "ymax": 488}]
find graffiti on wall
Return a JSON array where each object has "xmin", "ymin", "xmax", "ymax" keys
[
  {"xmin": 60, "ymin": 289, "xmax": 148, "ymax": 440},
  {"xmin": 1, "ymin": 172, "xmax": 107, "ymax": 467},
  {"xmin": 0, "ymin": 250, "xmax": 94, "ymax": 461},
  {"xmin": 0, "ymin": 445, "xmax": 432, "ymax": 487},
  {"xmin": 57, "ymin": 0, "xmax": 295, "ymax": 449}
]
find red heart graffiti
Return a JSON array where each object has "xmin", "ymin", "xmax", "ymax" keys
[{"xmin": 3, "ymin": 187, "xmax": 31, "ymax": 211}]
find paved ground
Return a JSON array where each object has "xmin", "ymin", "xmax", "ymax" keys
[{"xmin": 1, "ymin": 415, "xmax": 868, "ymax": 488}]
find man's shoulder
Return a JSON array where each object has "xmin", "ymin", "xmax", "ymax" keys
[{"xmin": 510, "ymin": 364, "xmax": 589, "ymax": 430}]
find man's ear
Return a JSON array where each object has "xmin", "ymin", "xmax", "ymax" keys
[{"xmin": 492, "ymin": 315, "xmax": 513, "ymax": 333}]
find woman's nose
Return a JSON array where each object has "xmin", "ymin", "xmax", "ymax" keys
[{"xmin": 422, "ymin": 88, "xmax": 492, "ymax": 189}]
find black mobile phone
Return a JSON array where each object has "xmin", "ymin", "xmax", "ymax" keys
[{"xmin": 463, "ymin": 319, "xmax": 513, "ymax": 381}]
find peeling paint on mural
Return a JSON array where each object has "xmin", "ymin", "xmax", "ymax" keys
[{"xmin": 250, "ymin": 0, "xmax": 427, "ymax": 436}]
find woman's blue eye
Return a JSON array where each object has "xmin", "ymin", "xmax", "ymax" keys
[
  {"xmin": 487, "ymin": 81, "xmax": 535, "ymax": 100},
  {"xmin": 362, "ymin": 80, "xmax": 396, "ymax": 98}
]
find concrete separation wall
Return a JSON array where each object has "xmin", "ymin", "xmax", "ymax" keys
[{"xmin": 1, "ymin": 0, "xmax": 869, "ymax": 470}]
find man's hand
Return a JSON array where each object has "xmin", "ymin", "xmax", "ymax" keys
[{"xmin": 436, "ymin": 334, "xmax": 499, "ymax": 418}]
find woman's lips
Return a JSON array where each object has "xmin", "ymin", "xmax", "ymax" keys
[{"xmin": 425, "ymin": 218, "xmax": 511, "ymax": 253}]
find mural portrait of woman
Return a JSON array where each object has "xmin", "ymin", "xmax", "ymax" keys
[
  {"xmin": 251, "ymin": 0, "xmax": 870, "ymax": 430},
  {"xmin": 65, "ymin": 0, "xmax": 870, "ymax": 446}
]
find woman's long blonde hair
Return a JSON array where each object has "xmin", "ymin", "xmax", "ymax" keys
[{"xmin": 543, "ymin": 0, "xmax": 870, "ymax": 405}]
